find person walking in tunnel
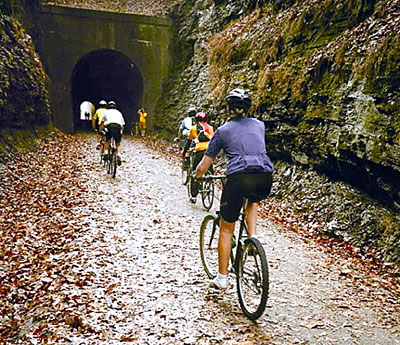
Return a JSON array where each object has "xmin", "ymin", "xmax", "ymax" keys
[
  {"xmin": 182, "ymin": 111, "xmax": 214, "ymax": 203},
  {"xmin": 137, "ymin": 108, "xmax": 147, "ymax": 136},
  {"xmin": 80, "ymin": 100, "xmax": 95, "ymax": 121},
  {"xmin": 102, "ymin": 101, "xmax": 125, "ymax": 165},
  {"xmin": 92, "ymin": 100, "xmax": 107, "ymax": 149},
  {"xmin": 195, "ymin": 88, "xmax": 274, "ymax": 289}
]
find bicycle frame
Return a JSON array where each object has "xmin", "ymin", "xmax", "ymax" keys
[
  {"xmin": 216, "ymin": 200, "xmax": 249, "ymax": 274},
  {"xmin": 200, "ymin": 175, "xmax": 269, "ymax": 320}
]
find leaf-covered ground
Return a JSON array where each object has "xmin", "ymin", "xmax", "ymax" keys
[{"xmin": 0, "ymin": 132, "xmax": 399, "ymax": 344}]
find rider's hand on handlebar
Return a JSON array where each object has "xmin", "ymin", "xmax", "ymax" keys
[{"xmin": 192, "ymin": 172, "xmax": 203, "ymax": 181}]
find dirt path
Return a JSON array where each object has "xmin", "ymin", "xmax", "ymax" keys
[{"xmin": 3, "ymin": 133, "xmax": 399, "ymax": 344}]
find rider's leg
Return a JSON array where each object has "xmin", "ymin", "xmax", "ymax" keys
[
  {"xmin": 245, "ymin": 202, "xmax": 258, "ymax": 237},
  {"xmin": 191, "ymin": 151, "xmax": 204, "ymax": 198},
  {"xmin": 218, "ymin": 217, "xmax": 235, "ymax": 275}
]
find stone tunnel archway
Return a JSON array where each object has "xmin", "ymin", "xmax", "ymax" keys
[{"xmin": 71, "ymin": 49, "xmax": 143, "ymax": 133}]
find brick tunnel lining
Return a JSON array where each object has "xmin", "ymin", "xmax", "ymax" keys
[{"xmin": 71, "ymin": 49, "xmax": 143, "ymax": 133}]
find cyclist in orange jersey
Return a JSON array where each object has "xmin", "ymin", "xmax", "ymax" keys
[{"xmin": 182, "ymin": 111, "xmax": 214, "ymax": 203}]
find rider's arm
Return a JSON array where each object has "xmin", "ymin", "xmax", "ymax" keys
[{"xmin": 195, "ymin": 154, "xmax": 214, "ymax": 178}]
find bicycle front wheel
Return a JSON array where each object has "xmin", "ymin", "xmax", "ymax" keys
[
  {"xmin": 201, "ymin": 178, "xmax": 214, "ymax": 211},
  {"xmin": 199, "ymin": 214, "xmax": 220, "ymax": 279},
  {"xmin": 237, "ymin": 237, "xmax": 269, "ymax": 320}
]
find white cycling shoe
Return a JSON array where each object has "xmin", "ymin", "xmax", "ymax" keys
[{"xmin": 210, "ymin": 274, "xmax": 227, "ymax": 289}]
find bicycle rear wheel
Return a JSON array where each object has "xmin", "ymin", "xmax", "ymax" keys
[
  {"xmin": 236, "ymin": 237, "xmax": 269, "ymax": 320},
  {"xmin": 201, "ymin": 177, "xmax": 214, "ymax": 211},
  {"xmin": 111, "ymin": 150, "xmax": 117, "ymax": 178},
  {"xmin": 186, "ymin": 176, "xmax": 192, "ymax": 199},
  {"xmin": 181, "ymin": 161, "xmax": 189, "ymax": 185},
  {"xmin": 106, "ymin": 154, "xmax": 111, "ymax": 174},
  {"xmin": 200, "ymin": 214, "xmax": 220, "ymax": 279},
  {"xmin": 99, "ymin": 144, "xmax": 105, "ymax": 166}
]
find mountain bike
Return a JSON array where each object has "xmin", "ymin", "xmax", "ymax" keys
[
  {"xmin": 130, "ymin": 121, "xmax": 139, "ymax": 136},
  {"xmin": 199, "ymin": 173, "xmax": 214, "ymax": 211},
  {"xmin": 181, "ymin": 143, "xmax": 194, "ymax": 186},
  {"xmin": 186, "ymin": 154, "xmax": 215, "ymax": 211},
  {"xmin": 199, "ymin": 175, "xmax": 269, "ymax": 320},
  {"xmin": 106, "ymin": 137, "xmax": 118, "ymax": 178}
]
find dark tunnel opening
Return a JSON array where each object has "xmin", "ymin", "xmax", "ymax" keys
[{"xmin": 71, "ymin": 49, "xmax": 143, "ymax": 133}]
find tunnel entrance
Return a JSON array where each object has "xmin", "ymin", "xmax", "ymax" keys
[{"xmin": 71, "ymin": 49, "xmax": 143, "ymax": 133}]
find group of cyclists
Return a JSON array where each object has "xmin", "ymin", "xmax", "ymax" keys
[
  {"xmin": 89, "ymin": 88, "xmax": 274, "ymax": 291},
  {"xmin": 176, "ymin": 88, "xmax": 274, "ymax": 289},
  {"xmin": 90, "ymin": 101, "xmax": 150, "ymax": 166},
  {"xmin": 92, "ymin": 100, "xmax": 125, "ymax": 165}
]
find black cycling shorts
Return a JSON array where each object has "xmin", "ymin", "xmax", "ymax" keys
[
  {"xmin": 105, "ymin": 124, "xmax": 123, "ymax": 143},
  {"xmin": 220, "ymin": 171, "xmax": 272, "ymax": 223}
]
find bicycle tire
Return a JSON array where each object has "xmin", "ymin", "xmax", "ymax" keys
[
  {"xmin": 111, "ymin": 151, "xmax": 117, "ymax": 178},
  {"xmin": 201, "ymin": 178, "xmax": 214, "ymax": 211},
  {"xmin": 236, "ymin": 237, "xmax": 269, "ymax": 320},
  {"xmin": 181, "ymin": 164, "xmax": 189, "ymax": 185},
  {"xmin": 106, "ymin": 155, "xmax": 111, "ymax": 174},
  {"xmin": 199, "ymin": 214, "xmax": 220, "ymax": 279},
  {"xmin": 187, "ymin": 176, "xmax": 192, "ymax": 198},
  {"xmin": 100, "ymin": 147, "xmax": 106, "ymax": 166}
]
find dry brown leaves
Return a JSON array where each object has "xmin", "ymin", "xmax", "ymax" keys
[{"xmin": 0, "ymin": 131, "xmax": 93, "ymax": 343}]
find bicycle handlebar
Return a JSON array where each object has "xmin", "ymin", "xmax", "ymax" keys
[{"xmin": 202, "ymin": 175, "xmax": 226, "ymax": 181}]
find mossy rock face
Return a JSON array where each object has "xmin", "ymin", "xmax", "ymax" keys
[
  {"xmin": 0, "ymin": 2, "xmax": 50, "ymax": 132},
  {"xmin": 157, "ymin": 0, "xmax": 399, "ymax": 205},
  {"xmin": 154, "ymin": 0, "xmax": 399, "ymax": 264},
  {"xmin": 0, "ymin": 126, "xmax": 54, "ymax": 163},
  {"xmin": 0, "ymin": 0, "xmax": 51, "ymax": 160}
]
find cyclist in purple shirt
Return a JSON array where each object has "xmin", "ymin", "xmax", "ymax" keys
[{"xmin": 195, "ymin": 88, "xmax": 274, "ymax": 289}]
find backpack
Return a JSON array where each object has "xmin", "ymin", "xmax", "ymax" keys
[{"xmin": 196, "ymin": 123, "xmax": 211, "ymax": 143}]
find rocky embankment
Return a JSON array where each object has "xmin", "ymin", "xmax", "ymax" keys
[
  {"xmin": 155, "ymin": 0, "xmax": 400, "ymax": 265},
  {"xmin": 0, "ymin": 0, "xmax": 50, "ymax": 160}
]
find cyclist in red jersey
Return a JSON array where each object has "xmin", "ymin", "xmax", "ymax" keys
[{"xmin": 182, "ymin": 112, "xmax": 214, "ymax": 203}]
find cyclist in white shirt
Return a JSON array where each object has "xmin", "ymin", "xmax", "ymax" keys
[
  {"xmin": 175, "ymin": 106, "xmax": 196, "ymax": 144},
  {"xmin": 101, "ymin": 101, "xmax": 125, "ymax": 165}
]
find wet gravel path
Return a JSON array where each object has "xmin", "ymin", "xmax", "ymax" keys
[{"xmin": 33, "ymin": 134, "xmax": 400, "ymax": 344}]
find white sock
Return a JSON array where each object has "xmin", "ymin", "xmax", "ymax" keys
[{"xmin": 217, "ymin": 273, "xmax": 227, "ymax": 281}]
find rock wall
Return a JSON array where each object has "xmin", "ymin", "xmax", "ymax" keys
[
  {"xmin": 0, "ymin": 0, "xmax": 50, "ymax": 157},
  {"xmin": 155, "ymin": 0, "xmax": 400, "ymax": 264}
]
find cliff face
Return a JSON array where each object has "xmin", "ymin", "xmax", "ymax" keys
[
  {"xmin": 0, "ymin": 0, "xmax": 50, "ymax": 154},
  {"xmin": 156, "ymin": 0, "xmax": 400, "ymax": 264}
]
